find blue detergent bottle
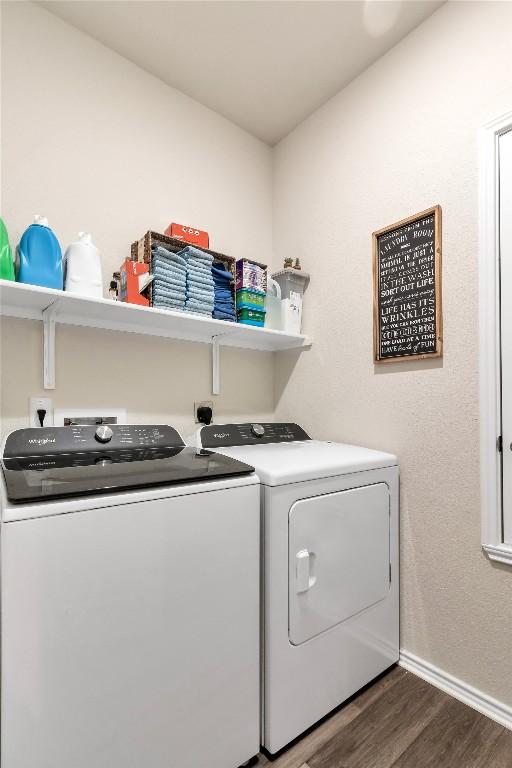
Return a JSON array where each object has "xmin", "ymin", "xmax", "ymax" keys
[{"xmin": 18, "ymin": 215, "xmax": 63, "ymax": 289}]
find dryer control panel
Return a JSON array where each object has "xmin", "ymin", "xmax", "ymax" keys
[{"xmin": 200, "ymin": 423, "xmax": 311, "ymax": 448}]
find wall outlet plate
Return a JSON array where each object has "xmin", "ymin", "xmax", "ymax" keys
[
  {"xmin": 194, "ymin": 401, "xmax": 213, "ymax": 423},
  {"xmin": 29, "ymin": 397, "xmax": 53, "ymax": 428}
]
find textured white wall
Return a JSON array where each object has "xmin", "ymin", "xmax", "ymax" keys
[
  {"xmin": 0, "ymin": 2, "xmax": 274, "ymax": 436},
  {"xmin": 0, "ymin": 318, "xmax": 275, "ymax": 438},
  {"xmin": 273, "ymin": 1, "xmax": 512, "ymax": 705},
  {"xmin": 3, "ymin": 0, "xmax": 512, "ymax": 712}
]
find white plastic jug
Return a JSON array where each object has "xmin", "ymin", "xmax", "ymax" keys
[
  {"xmin": 265, "ymin": 278, "xmax": 283, "ymax": 331},
  {"xmin": 271, "ymin": 268, "xmax": 309, "ymax": 334},
  {"xmin": 281, "ymin": 294, "xmax": 302, "ymax": 334},
  {"xmin": 64, "ymin": 232, "xmax": 102, "ymax": 298}
]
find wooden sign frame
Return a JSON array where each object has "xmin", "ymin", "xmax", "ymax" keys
[{"xmin": 372, "ymin": 205, "xmax": 442, "ymax": 363}]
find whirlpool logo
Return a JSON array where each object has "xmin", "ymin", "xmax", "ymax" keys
[
  {"xmin": 213, "ymin": 433, "xmax": 229, "ymax": 439},
  {"xmin": 28, "ymin": 437, "xmax": 56, "ymax": 446}
]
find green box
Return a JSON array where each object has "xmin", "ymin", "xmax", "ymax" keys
[
  {"xmin": 237, "ymin": 307, "xmax": 266, "ymax": 327},
  {"xmin": 236, "ymin": 288, "xmax": 266, "ymax": 311}
]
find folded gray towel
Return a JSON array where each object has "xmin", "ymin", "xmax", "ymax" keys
[
  {"xmin": 187, "ymin": 278, "xmax": 215, "ymax": 291},
  {"xmin": 152, "ymin": 246, "xmax": 187, "ymax": 268},
  {"xmin": 153, "ymin": 304, "xmax": 185, "ymax": 312},
  {"xmin": 186, "ymin": 308, "xmax": 213, "ymax": 317},
  {"xmin": 186, "ymin": 299, "xmax": 215, "ymax": 312},
  {"xmin": 152, "ymin": 268, "xmax": 186, "ymax": 287},
  {"xmin": 179, "ymin": 245, "xmax": 214, "ymax": 264},
  {"xmin": 187, "ymin": 259, "xmax": 213, "ymax": 274},
  {"xmin": 153, "ymin": 259, "xmax": 187, "ymax": 277},
  {"xmin": 153, "ymin": 297, "xmax": 185, "ymax": 309},
  {"xmin": 153, "ymin": 285, "xmax": 186, "ymax": 302},
  {"xmin": 187, "ymin": 289, "xmax": 215, "ymax": 303}
]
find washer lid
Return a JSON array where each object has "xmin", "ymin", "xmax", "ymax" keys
[
  {"xmin": 2, "ymin": 426, "xmax": 255, "ymax": 503},
  {"xmin": 215, "ymin": 441, "xmax": 398, "ymax": 486}
]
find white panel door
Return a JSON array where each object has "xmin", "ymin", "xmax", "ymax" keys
[
  {"xmin": 500, "ymin": 129, "xmax": 512, "ymax": 544},
  {"xmin": 288, "ymin": 483, "xmax": 390, "ymax": 646},
  {"xmin": 1, "ymin": 485, "xmax": 260, "ymax": 768}
]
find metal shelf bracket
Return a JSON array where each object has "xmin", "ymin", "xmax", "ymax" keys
[
  {"xmin": 42, "ymin": 302, "xmax": 59, "ymax": 390},
  {"xmin": 212, "ymin": 335, "xmax": 221, "ymax": 395}
]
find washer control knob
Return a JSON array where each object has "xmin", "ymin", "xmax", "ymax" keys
[
  {"xmin": 251, "ymin": 423, "xmax": 265, "ymax": 438},
  {"xmin": 95, "ymin": 425, "xmax": 113, "ymax": 444}
]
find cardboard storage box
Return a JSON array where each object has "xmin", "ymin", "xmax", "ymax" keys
[
  {"xmin": 164, "ymin": 222, "xmax": 209, "ymax": 249},
  {"xmin": 119, "ymin": 259, "xmax": 150, "ymax": 306},
  {"xmin": 235, "ymin": 258, "xmax": 267, "ymax": 292}
]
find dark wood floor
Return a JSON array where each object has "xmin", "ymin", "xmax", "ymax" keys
[{"xmin": 252, "ymin": 666, "xmax": 512, "ymax": 768}]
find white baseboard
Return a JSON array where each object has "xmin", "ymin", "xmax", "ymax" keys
[{"xmin": 399, "ymin": 649, "xmax": 512, "ymax": 731}]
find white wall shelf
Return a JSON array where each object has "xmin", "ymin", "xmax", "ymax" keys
[{"xmin": 0, "ymin": 280, "xmax": 311, "ymax": 392}]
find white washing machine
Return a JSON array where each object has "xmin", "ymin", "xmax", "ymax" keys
[
  {"xmin": 196, "ymin": 422, "xmax": 399, "ymax": 754},
  {"xmin": 0, "ymin": 424, "xmax": 260, "ymax": 768}
]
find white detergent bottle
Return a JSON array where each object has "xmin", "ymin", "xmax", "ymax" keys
[{"xmin": 64, "ymin": 232, "xmax": 103, "ymax": 298}]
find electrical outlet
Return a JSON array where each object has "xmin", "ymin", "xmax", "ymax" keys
[
  {"xmin": 194, "ymin": 400, "xmax": 213, "ymax": 424},
  {"xmin": 29, "ymin": 397, "xmax": 53, "ymax": 428}
]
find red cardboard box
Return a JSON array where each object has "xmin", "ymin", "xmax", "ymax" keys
[
  {"xmin": 119, "ymin": 259, "xmax": 150, "ymax": 306},
  {"xmin": 164, "ymin": 222, "xmax": 209, "ymax": 249}
]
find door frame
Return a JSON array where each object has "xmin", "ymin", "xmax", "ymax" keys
[{"xmin": 479, "ymin": 107, "xmax": 512, "ymax": 565}]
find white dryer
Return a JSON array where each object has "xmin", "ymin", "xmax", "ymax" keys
[{"xmin": 197, "ymin": 422, "xmax": 399, "ymax": 754}]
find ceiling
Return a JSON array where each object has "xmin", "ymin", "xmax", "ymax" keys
[{"xmin": 40, "ymin": 1, "xmax": 444, "ymax": 145}]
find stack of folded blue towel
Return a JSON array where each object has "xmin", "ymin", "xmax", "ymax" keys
[
  {"xmin": 181, "ymin": 246, "xmax": 214, "ymax": 317},
  {"xmin": 212, "ymin": 262, "xmax": 236, "ymax": 321},
  {"xmin": 151, "ymin": 245, "xmax": 187, "ymax": 312}
]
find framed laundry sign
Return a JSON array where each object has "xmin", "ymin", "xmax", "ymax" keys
[{"xmin": 372, "ymin": 205, "xmax": 442, "ymax": 363}]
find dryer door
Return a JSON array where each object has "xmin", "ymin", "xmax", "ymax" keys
[{"xmin": 289, "ymin": 483, "xmax": 390, "ymax": 645}]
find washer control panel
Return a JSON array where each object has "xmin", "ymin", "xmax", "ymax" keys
[
  {"xmin": 200, "ymin": 423, "xmax": 311, "ymax": 449},
  {"xmin": 4, "ymin": 424, "xmax": 185, "ymax": 459}
]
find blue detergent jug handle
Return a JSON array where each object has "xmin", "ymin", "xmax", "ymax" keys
[{"xmin": 17, "ymin": 215, "xmax": 63, "ymax": 290}]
